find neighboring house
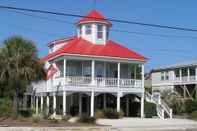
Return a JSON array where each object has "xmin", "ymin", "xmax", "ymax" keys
[
  {"xmin": 151, "ymin": 61, "xmax": 197, "ymax": 99},
  {"xmin": 32, "ymin": 10, "xmax": 147, "ymax": 118}
]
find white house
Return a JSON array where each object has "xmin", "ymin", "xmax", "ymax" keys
[
  {"xmin": 32, "ymin": 10, "xmax": 147, "ymax": 118},
  {"xmin": 151, "ymin": 60, "xmax": 197, "ymax": 99}
]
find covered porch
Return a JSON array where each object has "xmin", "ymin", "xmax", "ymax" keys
[{"xmin": 34, "ymin": 91, "xmax": 144, "ymax": 118}]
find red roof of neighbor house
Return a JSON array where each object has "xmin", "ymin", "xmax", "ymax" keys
[
  {"xmin": 76, "ymin": 10, "xmax": 111, "ymax": 26},
  {"xmin": 42, "ymin": 37, "xmax": 146, "ymax": 62}
]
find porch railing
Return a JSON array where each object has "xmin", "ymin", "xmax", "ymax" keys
[
  {"xmin": 64, "ymin": 76, "xmax": 142, "ymax": 88},
  {"xmin": 174, "ymin": 76, "xmax": 196, "ymax": 83}
]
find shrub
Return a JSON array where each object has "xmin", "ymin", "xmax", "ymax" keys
[
  {"xmin": 78, "ymin": 114, "xmax": 96, "ymax": 124},
  {"xmin": 18, "ymin": 108, "xmax": 33, "ymax": 117},
  {"xmin": 62, "ymin": 116, "xmax": 70, "ymax": 121},
  {"xmin": 0, "ymin": 98, "xmax": 12, "ymax": 117},
  {"xmin": 144, "ymin": 101, "xmax": 157, "ymax": 118},
  {"xmin": 32, "ymin": 115, "xmax": 41, "ymax": 123},
  {"xmin": 185, "ymin": 100, "xmax": 197, "ymax": 114},
  {"xmin": 189, "ymin": 111, "xmax": 197, "ymax": 120},
  {"xmin": 102, "ymin": 108, "xmax": 124, "ymax": 119},
  {"xmin": 95, "ymin": 110, "xmax": 105, "ymax": 119}
]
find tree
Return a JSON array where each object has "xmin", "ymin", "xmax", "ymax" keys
[{"xmin": 0, "ymin": 36, "xmax": 45, "ymax": 114}]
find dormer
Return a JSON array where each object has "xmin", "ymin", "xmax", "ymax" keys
[{"xmin": 75, "ymin": 10, "xmax": 112, "ymax": 45}]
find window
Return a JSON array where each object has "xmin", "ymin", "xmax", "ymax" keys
[
  {"xmin": 97, "ymin": 25, "xmax": 103, "ymax": 39},
  {"xmin": 175, "ymin": 69, "xmax": 180, "ymax": 77},
  {"xmin": 190, "ymin": 67, "xmax": 196, "ymax": 76},
  {"xmin": 165, "ymin": 71, "xmax": 169, "ymax": 80},
  {"xmin": 161, "ymin": 72, "xmax": 165, "ymax": 81},
  {"xmin": 85, "ymin": 24, "xmax": 91, "ymax": 35},
  {"xmin": 161, "ymin": 71, "xmax": 169, "ymax": 81}
]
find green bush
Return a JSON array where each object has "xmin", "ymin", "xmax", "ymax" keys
[
  {"xmin": 185, "ymin": 100, "xmax": 197, "ymax": 114},
  {"xmin": 95, "ymin": 110, "xmax": 105, "ymax": 119},
  {"xmin": 18, "ymin": 108, "xmax": 33, "ymax": 117},
  {"xmin": 144, "ymin": 101, "xmax": 157, "ymax": 118},
  {"xmin": 0, "ymin": 98, "xmax": 12, "ymax": 117},
  {"xmin": 102, "ymin": 108, "xmax": 124, "ymax": 119},
  {"xmin": 32, "ymin": 115, "xmax": 41, "ymax": 123},
  {"xmin": 78, "ymin": 114, "xmax": 96, "ymax": 124},
  {"xmin": 189, "ymin": 111, "xmax": 197, "ymax": 120}
]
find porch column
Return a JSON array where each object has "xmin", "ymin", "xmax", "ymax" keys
[
  {"xmin": 46, "ymin": 95, "xmax": 50, "ymax": 115},
  {"xmin": 36, "ymin": 96, "xmax": 38, "ymax": 115},
  {"xmin": 183, "ymin": 85, "xmax": 186, "ymax": 98},
  {"xmin": 41, "ymin": 96, "xmax": 43, "ymax": 112},
  {"xmin": 117, "ymin": 92, "xmax": 121, "ymax": 112},
  {"xmin": 53, "ymin": 93, "xmax": 56, "ymax": 117},
  {"xmin": 195, "ymin": 67, "xmax": 197, "ymax": 81},
  {"xmin": 141, "ymin": 93, "xmax": 144, "ymax": 118},
  {"xmin": 187, "ymin": 68, "xmax": 190, "ymax": 82},
  {"xmin": 172, "ymin": 71, "xmax": 175, "ymax": 82},
  {"xmin": 63, "ymin": 91, "xmax": 66, "ymax": 116},
  {"xmin": 179, "ymin": 68, "xmax": 182, "ymax": 81},
  {"xmin": 141, "ymin": 64, "xmax": 145, "ymax": 118},
  {"xmin": 117, "ymin": 62, "xmax": 120, "ymax": 86},
  {"xmin": 91, "ymin": 60, "xmax": 95, "ymax": 84},
  {"xmin": 90, "ymin": 91, "xmax": 95, "ymax": 117},
  {"xmin": 79, "ymin": 93, "xmax": 82, "ymax": 116},
  {"xmin": 63, "ymin": 59, "xmax": 67, "ymax": 83}
]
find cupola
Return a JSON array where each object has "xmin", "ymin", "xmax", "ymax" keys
[{"xmin": 75, "ymin": 10, "xmax": 112, "ymax": 45}]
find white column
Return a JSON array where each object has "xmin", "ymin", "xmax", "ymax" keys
[
  {"xmin": 91, "ymin": 60, "xmax": 95, "ymax": 84},
  {"xmin": 63, "ymin": 59, "xmax": 66, "ymax": 86},
  {"xmin": 103, "ymin": 94, "xmax": 106, "ymax": 109},
  {"xmin": 46, "ymin": 95, "xmax": 49, "ymax": 115},
  {"xmin": 63, "ymin": 91, "xmax": 66, "ymax": 116},
  {"xmin": 187, "ymin": 68, "xmax": 190, "ymax": 82},
  {"xmin": 41, "ymin": 96, "xmax": 43, "ymax": 111},
  {"xmin": 117, "ymin": 62, "xmax": 120, "ymax": 86},
  {"xmin": 117, "ymin": 92, "xmax": 120, "ymax": 112},
  {"xmin": 172, "ymin": 71, "xmax": 175, "ymax": 82},
  {"xmin": 90, "ymin": 91, "xmax": 95, "ymax": 117},
  {"xmin": 141, "ymin": 93, "xmax": 144, "ymax": 118},
  {"xmin": 141, "ymin": 64, "xmax": 145, "ymax": 89},
  {"xmin": 79, "ymin": 93, "xmax": 82, "ymax": 116},
  {"xmin": 179, "ymin": 68, "xmax": 182, "ymax": 81},
  {"xmin": 36, "ymin": 96, "xmax": 38, "ymax": 115},
  {"xmin": 53, "ymin": 93, "xmax": 56, "ymax": 117},
  {"xmin": 195, "ymin": 67, "xmax": 197, "ymax": 81}
]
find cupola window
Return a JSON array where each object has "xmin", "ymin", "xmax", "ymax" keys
[
  {"xmin": 97, "ymin": 25, "xmax": 103, "ymax": 39},
  {"xmin": 85, "ymin": 24, "xmax": 91, "ymax": 35}
]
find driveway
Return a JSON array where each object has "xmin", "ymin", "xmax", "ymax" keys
[{"xmin": 97, "ymin": 118, "xmax": 197, "ymax": 131}]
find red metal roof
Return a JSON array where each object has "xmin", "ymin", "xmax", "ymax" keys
[
  {"xmin": 76, "ymin": 10, "xmax": 111, "ymax": 26},
  {"xmin": 42, "ymin": 37, "xmax": 146, "ymax": 62}
]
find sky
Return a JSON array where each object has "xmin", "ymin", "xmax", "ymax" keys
[{"xmin": 0, "ymin": 0, "xmax": 197, "ymax": 72}]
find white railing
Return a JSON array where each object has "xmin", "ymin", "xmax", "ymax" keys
[
  {"xmin": 64, "ymin": 76, "xmax": 142, "ymax": 88},
  {"xmin": 145, "ymin": 92, "xmax": 172, "ymax": 119},
  {"xmin": 174, "ymin": 76, "xmax": 196, "ymax": 84}
]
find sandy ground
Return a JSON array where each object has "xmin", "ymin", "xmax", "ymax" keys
[{"xmin": 0, "ymin": 118, "xmax": 197, "ymax": 131}]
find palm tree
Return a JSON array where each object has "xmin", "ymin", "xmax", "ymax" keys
[{"xmin": 0, "ymin": 36, "xmax": 45, "ymax": 114}]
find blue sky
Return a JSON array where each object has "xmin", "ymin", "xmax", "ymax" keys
[{"xmin": 0, "ymin": 0, "xmax": 197, "ymax": 72}]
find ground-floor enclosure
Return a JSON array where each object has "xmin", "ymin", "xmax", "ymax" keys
[
  {"xmin": 31, "ymin": 91, "xmax": 144, "ymax": 118},
  {"xmin": 152, "ymin": 84, "xmax": 197, "ymax": 100},
  {"xmin": 174, "ymin": 84, "xmax": 197, "ymax": 99}
]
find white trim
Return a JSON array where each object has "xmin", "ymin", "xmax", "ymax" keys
[{"xmin": 46, "ymin": 53, "xmax": 146, "ymax": 63}]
